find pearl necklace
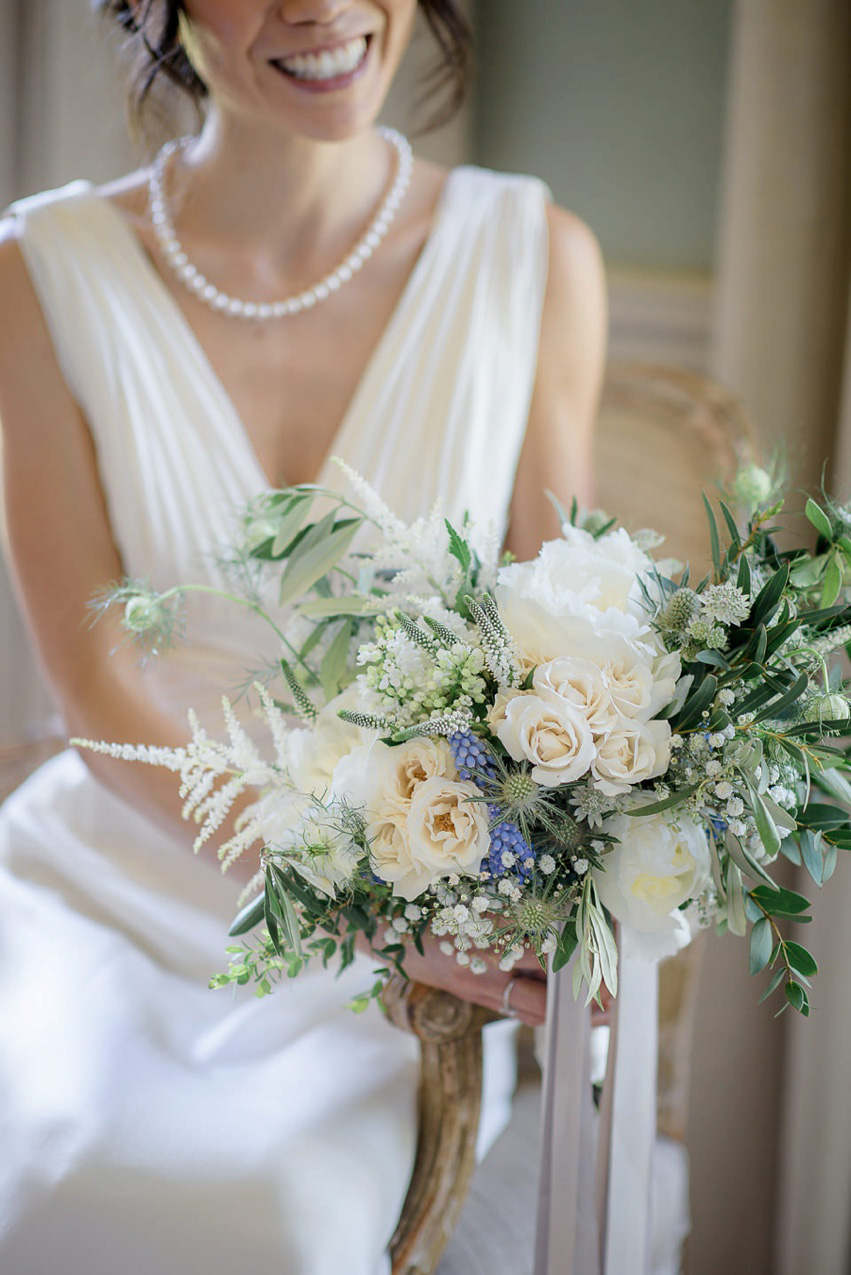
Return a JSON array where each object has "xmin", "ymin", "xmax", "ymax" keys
[{"xmin": 148, "ymin": 126, "xmax": 413, "ymax": 321}]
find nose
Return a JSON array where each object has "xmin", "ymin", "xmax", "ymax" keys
[{"xmin": 277, "ymin": 0, "xmax": 352, "ymax": 24}]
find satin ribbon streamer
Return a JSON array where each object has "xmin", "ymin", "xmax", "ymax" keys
[{"xmin": 534, "ymin": 931, "xmax": 660, "ymax": 1275}]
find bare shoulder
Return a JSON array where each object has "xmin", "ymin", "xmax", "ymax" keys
[
  {"xmin": 0, "ymin": 216, "xmax": 57, "ymax": 380},
  {"xmin": 506, "ymin": 206, "xmax": 607, "ymax": 557},
  {"xmin": 541, "ymin": 204, "xmax": 607, "ymax": 333}
]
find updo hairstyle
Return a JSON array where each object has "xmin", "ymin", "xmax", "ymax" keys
[{"xmin": 96, "ymin": 1, "xmax": 473, "ymax": 133}]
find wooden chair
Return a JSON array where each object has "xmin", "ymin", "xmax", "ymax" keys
[{"xmin": 0, "ymin": 362, "xmax": 757, "ymax": 1275}]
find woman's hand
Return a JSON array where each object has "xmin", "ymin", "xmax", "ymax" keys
[
  {"xmin": 359, "ymin": 929, "xmax": 617, "ymax": 1030},
  {"xmin": 397, "ymin": 930, "xmax": 548, "ymax": 1028}
]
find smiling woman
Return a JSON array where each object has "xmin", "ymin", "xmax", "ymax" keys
[
  {"xmin": 98, "ymin": 0, "xmax": 472, "ymax": 131},
  {"xmin": 0, "ymin": 1, "xmax": 605, "ymax": 1271}
]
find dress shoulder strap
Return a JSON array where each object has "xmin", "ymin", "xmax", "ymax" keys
[{"xmin": 340, "ymin": 165, "xmax": 551, "ymax": 549}]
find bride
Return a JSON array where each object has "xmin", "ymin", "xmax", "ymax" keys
[{"xmin": 0, "ymin": 2, "xmax": 606, "ymax": 1271}]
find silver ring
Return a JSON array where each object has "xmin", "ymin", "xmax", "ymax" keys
[{"xmin": 501, "ymin": 976, "xmax": 521, "ymax": 1019}]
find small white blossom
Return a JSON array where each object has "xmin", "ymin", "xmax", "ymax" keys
[
  {"xmin": 539, "ymin": 854, "xmax": 556, "ymax": 875},
  {"xmin": 705, "ymin": 760, "xmax": 722, "ymax": 777},
  {"xmin": 453, "ymin": 904, "xmax": 470, "ymax": 924},
  {"xmin": 541, "ymin": 935, "xmax": 557, "ymax": 955},
  {"xmin": 472, "ymin": 895, "xmax": 490, "ymax": 913},
  {"xmin": 715, "ymin": 781, "xmax": 734, "ymax": 799},
  {"xmin": 670, "ymin": 735, "xmax": 685, "ymax": 750},
  {"xmin": 728, "ymin": 818, "xmax": 747, "ymax": 836},
  {"xmin": 392, "ymin": 917, "xmax": 410, "ymax": 933},
  {"xmin": 470, "ymin": 957, "xmax": 488, "ymax": 975},
  {"xmin": 709, "ymin": 733, "xmax": 727, "ymax": 749},
  {"xmin": 725, "ymin": 797, "xmax": 744, "ymax": 818},
  {"xmin": 455, "ymin": 951, "xmax": 471, "ymax": 966},
  {"xmin": 573, "ymin": 858, "xmax": 590, "ymax": 875},
  {"xmin": 404, "ymin": 904, "xmax": 423, "ymax": 922},
  {"xmin": 718, "ymin": 688, "xmax": 736, "ymax": 706},
  {"xmin": 498, "ymin": 879, "xmax": 515, "ymax": 896},
  {"xmin": 439, "ymin": 940, "xmax": 454, "ymax": 956}
]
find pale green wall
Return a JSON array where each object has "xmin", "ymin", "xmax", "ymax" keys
[{"xmin": 473, "ymin": 0, "xmax": 733, "ymax": 273}]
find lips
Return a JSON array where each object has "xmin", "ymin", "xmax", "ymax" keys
[{"xmin": 271, "ymin": 34, "xmax": 370, "ymax": 83}]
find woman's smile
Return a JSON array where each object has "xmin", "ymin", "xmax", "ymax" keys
[{"xmin": 271, "ymin": 33, "xmax": 372, "ymax": 90}]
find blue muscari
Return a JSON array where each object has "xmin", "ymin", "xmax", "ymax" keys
[{"xmin": 450, "ymin": 732, "xmax": 535, "ymax": 879}]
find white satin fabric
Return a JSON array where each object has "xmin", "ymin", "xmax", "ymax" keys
[{"xmin": 0, "ymin": 167, "xmax": 549, "ymax": 1274}]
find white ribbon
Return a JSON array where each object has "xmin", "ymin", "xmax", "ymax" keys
[{"xmin": 534, "ymin": 930, "xmax": 660, "ymax": 1275}]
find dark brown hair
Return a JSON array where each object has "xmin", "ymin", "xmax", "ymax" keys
[{"xmin": 97, "ymin": 1, "xmax": 472, "ymax": 133}]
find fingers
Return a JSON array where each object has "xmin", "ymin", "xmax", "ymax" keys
[{"xmin": 502, "ymin": 974, "xmax": 547, "ymax": 1027}]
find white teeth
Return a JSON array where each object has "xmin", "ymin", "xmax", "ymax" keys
[{"xmin": 278, "ymin": 36, "xmax": 367, "ymax": 81}]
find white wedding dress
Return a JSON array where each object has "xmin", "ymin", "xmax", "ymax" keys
[{"xmin": 0, "ymin": 167, "xmax": 550, "ymax": 1275}]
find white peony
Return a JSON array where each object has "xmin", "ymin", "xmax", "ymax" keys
[
  {"xmin": 496, "ymin": 526, "xmax": 656, "ymax": 664},
  {"xmin": 495, "ymin": 693, "xmax": 596, "ymax": 787},
  {"xmin": 285, "ymin": 687, "xmax": 375, "ymax": 799},
  {"xmin": 594, "ymin": 803, "xmax": 710, "ymax": 959},
  {"xmin": 590, "ymin": 718, "xmax": 671, "ymax": 795}
]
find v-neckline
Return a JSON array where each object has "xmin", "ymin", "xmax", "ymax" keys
[{"xmin": 86, "ymin": 168, "xmax": 463, "ymax": 493}]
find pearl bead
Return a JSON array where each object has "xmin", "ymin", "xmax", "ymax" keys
[{"xmin": 148, "ymin": 126, "xmax": 412, "ymax": 322}]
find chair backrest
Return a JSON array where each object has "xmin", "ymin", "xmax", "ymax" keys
[{"xmin": 595, "ymin": 361, "xmax": 756, "ymax": 577}]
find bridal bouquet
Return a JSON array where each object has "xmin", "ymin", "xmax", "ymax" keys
[{"xmin": 82, "ymin": 461, "xmax": 851, "ymax": 1016}]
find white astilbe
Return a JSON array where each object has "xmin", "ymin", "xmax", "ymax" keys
[
  {"xmin": 333, "ymin": 456, "xmax": 408, "ymax": 541},
  {"xmin": 74, "ymin": 696, "xmax": 287, "ymax": 864},
  {"xmin": 334, "ymin": 458, "xmax": 463, "ymax": 599},
  {"xmin": 256, "ymin": 682, "xmax": 290, "ymax": 770}
]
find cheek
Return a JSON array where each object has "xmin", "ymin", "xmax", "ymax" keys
[{"xmin": 378, "ymin": 0, "xmax": 418, "ymax": 69}]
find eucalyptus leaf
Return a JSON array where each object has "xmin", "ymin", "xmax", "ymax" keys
[
  {"xmin": 821, "ymin": 554, "xmax": 843, "ymax": 608},
  {"xmin": 749, "ymin": 916, "xmax": 772, "ymax": 974},
  {"xmin": 703, "ymin": 494, "xmax": 721, "ymax": 577},
  {"xmin": 675, "ymin": 675, "xmax": 718, "ymax": 731},
  {"xmin": 726, "ymin": 828, "xmax": 778, "ymax": 887},
  {"xmin": 627, "ymin": 784, "xmax": 699, "ymax": 816},
  {"xmin": 552, "ymin": 919, "xmax": 578, "ymax": 973},
  {"xmin": 298, "ymin": 595, "xmax": 386, "ymax": 620},
  {"xmin": 759, "ymin": 965, "xmax": 787, "ymax": 1003},
  {"xmin": 750, "ymin": 884, "xmax": 811, "ymax": 917},
  {"xmin": 750, "ymin": 564, "xmax": 790, "ymax": 627},
  {"xmin": 805, "ymin": 497, "xmax": 834, "ymax": 541},
  {"xmin": 270, "ymin": 494, "xmax": 314, "ymax": 558},
  {"xmin": 279, "ymin": 519, "xmax": 361, "ymax": 607},
  {"xmin": 789, "ymin": 553, "xmax": 829, "ymax": 588},
  {"xmin": 228, "ymin": 891, "xmax": 265, "ymax": 937},
  {"xmin": 726, "ymin": 860, "xmax": 747, "ymax": 936},
  {"xmin": 320, "ymin": 619, "xmax": 354, "ymax": 700}
]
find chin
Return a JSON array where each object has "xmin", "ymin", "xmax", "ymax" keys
[{"xmin": 262, "ymin": 33, "xmax": 396, "ymax": 142}]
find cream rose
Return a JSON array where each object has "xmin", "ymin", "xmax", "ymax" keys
[
  {"xmin": 533, "ymin": 657, "xmax": 620, "ymax": 735},
  {"xmin": 495, "ymin": 693, "xmax": 596, "ymax": 787},
  {"xmin": 330, "ymin": 736, "xmax": 455, "ymax": 815},
  {"xmin": 364, "ymin": 812, "xmax": 425, "ymax": 899},
  {"xmin": 590, "ymin": 718, "xmax": 671, "ymax": 795},
  {"xmin": 368, "ymin": 777, "xmax": 490, "ymax": 900},
  {"xmin": 593, "ymin": 805, "xmax": 710, "ymax": 959}
]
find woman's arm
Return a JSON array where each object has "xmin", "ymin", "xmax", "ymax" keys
[
  {"xmin": 505, "ymin": 205, "xmax": 608, "ymax": 561},
  {"xmin": 0, "ymin": 222, "xmax": 257, "ymax": 875}
]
